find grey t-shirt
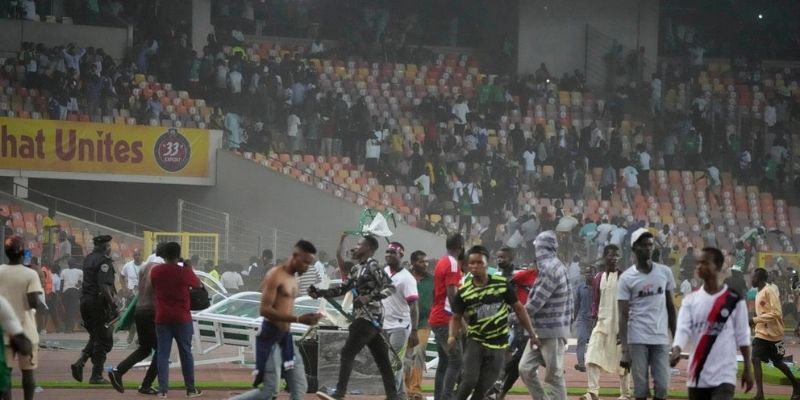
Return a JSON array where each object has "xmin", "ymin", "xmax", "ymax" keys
[
  {"xmin": 58, "ymin": 240, "xmax": 72, "ymax": 269},
  {"xmin": 618, "ymin": 262, "xmax": 676, "ymax": 345}
]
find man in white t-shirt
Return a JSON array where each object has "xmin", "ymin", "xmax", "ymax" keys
[
  {"xmin": 594, "ymin": 218, "xmax": 615, "ymax": 257},
  {"xmin": 670, "ymin": 247, "xmax": 753, "ymax": 399},
  {"xmin": 228, "ymin": 68, "xmax": 243, "ymax": 94},
  {"xmin": 381, "ymin": 242, "xmax": 419, "ymax": 400},
  {"xmin": 120, "ymin": 249, "xmax": 143, "ymax": 295},
  {"xmin": 60, "ymin": 258, "xmax": 84, "ymax": 332},
  {"xmin": 764, "ymin": 102, "xmax": 777, "ymax": 128},
  {"xmin": 618, "ymin": 229, "xmax": 677, "ymax": 400},
  {"xmin": 609, "ymin": 222, "xmax": 628, "ymax": 247},
  {"xmin": 451, "ymin": 96, "xmax": 469, "ymax": 136},
  {"xmin": 555, "ymin": 213, "xmax": 578, "ymax": 259},
  {"xmin": 0, "ymin": 235, "xmax": 44, "ymax": 400},
  {"xmin": 365, "ymin": 134, "xmax": 382, "ymax": 172},
  {"xmin": 622, "ymin": 163, "xmax": 639, "ymax": 206},
  {"xmin": 215, "ymin": 62, "xmax": 229, "ymax": 90},
  {"xmin": 650, "ymin": 74, "xmax": 662, "ymax": 116},
  {"xmin": 220, "ymin": 265, "xmax": 244, "ymax": 293},
  {"xmin": 22, "ymin": 0, "xmax": 37, "ymax": 20},
  {"xmin": 688, "ymin": 46, "xmax": 705, "ymax": 67},
  {"xmin": 522, "ymin": 144, "xmax": 537, "ymax": 189},
  {"xmin": 287, "ymin": 112, "xmax": 302, "ymax": 153},
  {"xmin": 637, "ymin": 144, "xmax": 651, "ymax": 196}
]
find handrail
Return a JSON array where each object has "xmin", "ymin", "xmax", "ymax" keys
[{"xmin": 9, "ymin": 182, "xmax": 161, "ymax": 236}]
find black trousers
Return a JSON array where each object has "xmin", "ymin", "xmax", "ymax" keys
[
  {"xmin": 116, "ymin": 310, "xmax": 158, "ymax": 388},
  {"xmin": 62, "ymin": 288, "xmax": 80, "ymax": 332},
  {"xmin": 336, "ymin": 318, "xmax": 397, "ymax": 399},
  {"xmin": 501, "ymin": 335, "xmax": 526, "ymax": 394},
  {"xmin": 80, "ymin": 296, "xmax": 114, "ymax": 376},
  {"xmin": 687, "ymin": 383, "xmax": 734, "ymax": 400}
]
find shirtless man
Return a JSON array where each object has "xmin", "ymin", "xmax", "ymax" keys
[{"xmin": 235, "ymin": 240, "xmax": 323, "ymax": 400}]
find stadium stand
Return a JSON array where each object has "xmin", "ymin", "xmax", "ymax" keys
[{"xmin": 1, "ymin": 27, "xmax": 798, "ymax": 260}]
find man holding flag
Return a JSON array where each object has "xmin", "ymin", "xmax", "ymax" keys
[{"xmin": 310, "ymin": 235, "xmax": 398, "ymax": 400}]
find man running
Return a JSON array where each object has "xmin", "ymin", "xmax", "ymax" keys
[
  {"xmin": 429, "ymin": 234, "xmax": 465, "ymax": 400},
  {"xmin": 750, "ymin": 267, "xmax": 800, "ymax": 400},
  {"xmin": 382, "ymin": 242, "xmax": 419, "ymax": 400},
  {"xmin": 236, "ymin": 240, "xmax": 323, "ymax": 400},
  {"xmin": 311, "ymin": 235, "xmax": 397, "ymax": 400},
  {"xmin": 670, "ymin": 247, "xmax": 753, "ymax": 400},
  {"xmin": 580, "ymin": 245, "xmax": 631, "ymax": 400},
  {"xmin": 405, "ymin": 250, "xmax": 432, "ymax": 400},
  {"xmin": 449, "ymin": 245, "xmax": 536, "ymax": 400}
]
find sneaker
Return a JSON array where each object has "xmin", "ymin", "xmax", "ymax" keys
[
  {"xmin": 157, "ymin": 393, "xmax": 168, "ymax": 399},
  {"xmin": 186, "ymin": 388, "xmax": 203, "ymax": 398},
  {"xmin": 316, "ymin": 389, "xmax": 343, "ymax": 400},
  {"xmin": 89, "ymin": 377, "xmax": 110, "ymax": 385},
  {"xmin": 108, "ymin": 369, "xmax": 124, "ymax": 393},
  {"xmin": 138, "ymin": 387, "xmax": 159, "ymax": 395},
  {"xmin": 574, "ymin": 364, "xmax": 586, "ymax": 372}
]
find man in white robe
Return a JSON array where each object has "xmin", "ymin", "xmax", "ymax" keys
[{"xmin": 580, "ymin": 244, "xmax": 632, "ymax": 400}]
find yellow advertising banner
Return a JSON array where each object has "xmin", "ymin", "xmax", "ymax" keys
[{"xmin": 0, "ymin": 117, "xmax": 221, "ymax": 185}]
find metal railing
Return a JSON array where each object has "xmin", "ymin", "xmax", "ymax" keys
[
  {"xmin": 177, "ymin": 199, "xmax": 339, "ymax": 265},
  {"xmin": 585, "ymin": 24, "xmax": 656, "ymax": 90}
]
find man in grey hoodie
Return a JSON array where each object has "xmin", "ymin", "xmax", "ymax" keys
[{"xmin": 518, "ymin": 231, "xmax": 573, "ymax": 400}]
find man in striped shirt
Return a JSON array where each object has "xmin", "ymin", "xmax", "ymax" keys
[
  {"xmin": 519, "ymin": 231, "xmax": 573, "ymax": 400},
  {"xmin": 447, "ymin": 245, "xmax": 535, "ymax": 400}
]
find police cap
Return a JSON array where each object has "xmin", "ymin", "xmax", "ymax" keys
[{"xmin": 92, "ymin": 235, "xmax": 112, "ymax": 245}]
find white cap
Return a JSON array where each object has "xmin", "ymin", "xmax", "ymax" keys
[{"xmin": 630, "ymin": 228, "xmax": 652, "ymax": 247}]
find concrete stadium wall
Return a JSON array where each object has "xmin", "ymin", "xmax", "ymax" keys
[
  {"xmin": 517, "ymin": 0, "xmax": 659, "ymax": 77},
  {"xmin": 19, "ymin": 150, "xmax": 445, "ymax": 258},
  {"xmin": 0, "ymin": 20, "xmax": 131, "ymax": 59}
]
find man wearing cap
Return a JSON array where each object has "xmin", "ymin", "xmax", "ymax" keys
[
  {"xmin": 618, "ymin": 228, "xmax": 677, "ymax": 400},
  {"xmin": 71, "ymin": 235, "xmax": 118, "ymax": 384},
  {"xmin": 382, "ymin": 242, "xmax": 419, "ymax": 400}
]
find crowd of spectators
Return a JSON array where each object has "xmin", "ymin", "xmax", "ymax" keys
[
  {"xmin": 1, "ymin": 3, "xmax": 799, "ymax": 263},
  {"xmin": 0, "ymin": 0, "xmax": 164, "ymax": 29}
]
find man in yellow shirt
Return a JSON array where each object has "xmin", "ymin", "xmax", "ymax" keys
[
  {"xmin": 41, "ymin": 208, "xmax": 60, "ymax": 265},
  {"xmin": 750, "ymin": 268, "xmax": 800, "ymax": 400}
]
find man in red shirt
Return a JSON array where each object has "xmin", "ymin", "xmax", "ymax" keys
[
  {"xmin": 428, "ymin": 233, "xmax": 464, "ymax": 400},
  {"xmin": 150, "ymin": 242, "xmax": 203, "ymax": 398}
]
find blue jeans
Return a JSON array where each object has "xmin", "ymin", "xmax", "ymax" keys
[
  {"xmin": 230, "ymin": 343, "xmax": 307, "ymax": 400},
  {"xmin": 432, "ymin": 326, "xmax": 462, "ymax": 400},
  {"xmin": 629, "ymin": 343, "xmax": 670, "ymax": 399},
  {"xmin": 155, "ymin": 322, "xmax": 195, "ymax": 395},
  {"xmin": 575, "ymin": 318, "xmax": 592, "ymax": 367}
]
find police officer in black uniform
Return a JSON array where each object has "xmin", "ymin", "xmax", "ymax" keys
[{"xmin": 70, "ymin": 235, "xmax": 118, "ymax": 384}]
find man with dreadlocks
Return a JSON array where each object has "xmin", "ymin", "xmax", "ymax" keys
[{"xmin": 310, "ymin": 235, "xmax": 397, "ymax": 400}]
